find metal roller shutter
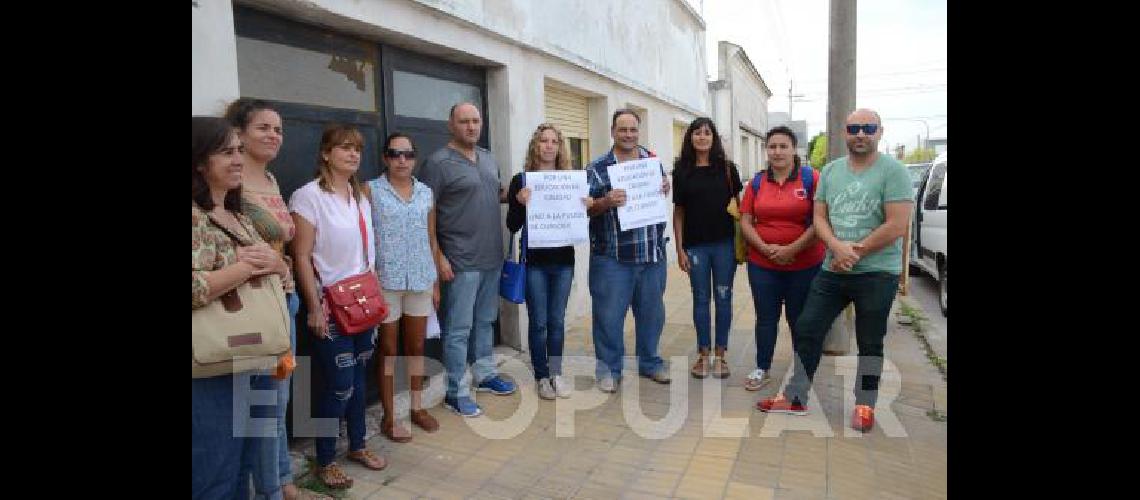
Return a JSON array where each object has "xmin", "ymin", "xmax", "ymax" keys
[{"xmin": 544, "ymin": 84, "xmax": 589, "ymax": 139}]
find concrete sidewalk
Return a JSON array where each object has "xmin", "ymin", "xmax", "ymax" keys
[{"xmin": 295, "ymin": 265, "xmax": 948, "ymax": 499}]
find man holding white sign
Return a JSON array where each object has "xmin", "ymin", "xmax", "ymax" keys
[{"xmin": 584, "ymin": 109, "xmax": 673, "ymax": 392}]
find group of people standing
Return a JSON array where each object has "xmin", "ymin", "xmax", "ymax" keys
[
  {"xmin": 192, "ymin": 97, "xmax": 910, "ymax": 497},
  {"xmin": 670, "ymin": 109, "xmax": 913, "ymax": 435}
]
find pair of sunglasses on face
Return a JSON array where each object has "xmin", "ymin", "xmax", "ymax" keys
[
  {"xmin": 845, "ymin": 123, "xmax": 879, "ymax": 135},
  {"xmin": 384, "ymin": 149, "xmax": 416, "ymax": 160}
]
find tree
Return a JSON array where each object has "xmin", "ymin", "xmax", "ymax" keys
[
  {"xmin": 904, "ymin": 147, "xmax": 937, "ymax": 164},
  {"xmin": 808, "ymin": 133, "xmax": 828, "ymax": 169}
]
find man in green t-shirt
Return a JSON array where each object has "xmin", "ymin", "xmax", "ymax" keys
[{"xmin": 757, "ymin": 108, "xmax": 913, "ymax": 432}]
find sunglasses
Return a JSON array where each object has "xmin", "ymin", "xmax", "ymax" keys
[
  {"xmin": 845, "ymin": 123, "xmax": 879, "ymax": 135},
  {"xmin": 384, "ymin": 149, "xmax": 416, "ymax": 160}
]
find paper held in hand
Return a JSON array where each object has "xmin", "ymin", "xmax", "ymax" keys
[
  {"xmin": 525, "ymin": 171, "xmax": 590, "ymax": 248},
  {"xmin": 608, "ymin": 157, "xmax": 669, "ymax": 231}
]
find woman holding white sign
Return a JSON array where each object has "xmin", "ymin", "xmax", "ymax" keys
[
  {"xmin": 672, "ymin": 117, "xmax": 743, "ymax": 380},
  {"xmin": 506, "ymin": 123, "xmax": 594, "ymax": 400}
]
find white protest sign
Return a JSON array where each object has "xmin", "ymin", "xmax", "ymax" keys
[
  {"xmin": 525, "ymin": 171, "xmax": 590, "ymax": 248},
  {"xmin": 608, "ymin": 157, "xmax": 669, "ymax": 231}
]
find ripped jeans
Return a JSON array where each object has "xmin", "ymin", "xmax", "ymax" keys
[
  {"xmin": 312, "ymin": 321, "xmax": 376, "ymax": 467},
  {"xmin": 685, "ymin": 238, "xmax": 737, "ymax": 350}
]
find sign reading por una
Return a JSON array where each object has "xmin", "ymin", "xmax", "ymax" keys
[{"xmin": 525, "ymin": 171, "xmax": 590, "ymax": 248}]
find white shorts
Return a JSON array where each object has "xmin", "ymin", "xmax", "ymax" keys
[{"xmin": 382, "ymin": 289, "xmax": 433, "ymax": 322}]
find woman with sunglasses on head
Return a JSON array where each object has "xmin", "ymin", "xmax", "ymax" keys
[
  {"xmin": 738, "ymin": 126, "xmax": 825, "ymax": 392},
  {"xmin": 671, "ymin": 117, "xmax": 742, "ymax": 380},
  {"xmin": 506, "ymin": 123, "xmax": 593, "ymax": 400},
  {"xmin": 365, "ymin": 133, "xmax": 442, "ymax": 442},
  {"xmin": 289, "ymin": 124, "xmax": 387, "ymax": 490}
]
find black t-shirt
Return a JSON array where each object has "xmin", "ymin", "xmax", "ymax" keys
[
  {"xmin": 505, "ymin": 172, "xmax": 575, "ymax": 266},
  {"xmin": 672, "ymin": 162, "xmax": 743, "ymax": 248}
]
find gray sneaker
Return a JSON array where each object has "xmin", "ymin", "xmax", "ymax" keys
[
  {"xmin": 537, "ymin": 378, "xmax": 556, "ymax": 400},
  {"xmin": 597, "ymin": 376, "xmax": 618, "ymax": 393},
  {"xmin": 744, "ymin": 369, "xmax": 771, "ymax": 391},
  {"xmin": 551, "ymin": 375, "xmax": 572, "ymax": 399}
]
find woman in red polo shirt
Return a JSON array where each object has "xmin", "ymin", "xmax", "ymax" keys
[{"xmin": 738, "ymin": 126, "xmax": 826, "ymax": 392}]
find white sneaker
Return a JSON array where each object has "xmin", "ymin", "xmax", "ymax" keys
[
  {"xmin": 744, "ymin": 368, "xmax": 771, "ymax": 392},
  {"xmin": 597, "ymin": 376, "xmax": 617, "ymax": 393},
  {"xmin": 551, "ymin": 375, "xmax": 571, "ymax": 399},
  {"xmin": 537, "ymin": 378, "xmax": 556, "ymax": 400}
]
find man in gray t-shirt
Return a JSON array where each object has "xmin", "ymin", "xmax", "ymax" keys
[{"xmin": 417, "ymin": 102, "xmax": 515, "ymax": 417}]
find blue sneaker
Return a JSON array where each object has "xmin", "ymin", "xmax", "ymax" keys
[
  {"xmin": 444, "ymin": 396, "xmax": 482, "ymax": 417},
  {"xmin": 476, "ymin": 375, "xmax": 517, "ymax": 395}
]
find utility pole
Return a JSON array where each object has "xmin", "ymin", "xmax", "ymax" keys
[
  {"xmin": 826, "ymin": 0, "xmax": 857, "ymax": 163},
  {"xmin": 789, "ymin": 80, "xmax": 805, "ymax": 120}
]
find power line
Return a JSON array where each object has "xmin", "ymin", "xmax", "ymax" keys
[
  {"xmin": 884, "ymin": 114, "xmax": 947, "ymax": 120},
  {"xmin": 798, "ymin": 67, "xmax": 947, "ymax": 84}
]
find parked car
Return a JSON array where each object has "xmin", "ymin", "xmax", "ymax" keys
[
  {"xmin": 906, "ymin": 162, "xmax": 932, "ymax": 198},
  {"xmin": 910, "ymin": 152, "xmax": 947, "ymax": 316}
]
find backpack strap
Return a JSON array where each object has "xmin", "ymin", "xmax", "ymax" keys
[
  {"xmin": 801, "ymin": 165, "xmax": 815, "ymax": 227},
  {"xmin": 750, "ymin": 172, "xmax": 764, "ymax": 197}
]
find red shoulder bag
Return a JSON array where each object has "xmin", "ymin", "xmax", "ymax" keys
[{"xmin": 320, "ymin": 196, "xmax": 388, "ymax": 334}]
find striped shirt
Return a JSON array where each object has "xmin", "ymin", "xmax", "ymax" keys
[{"xmin": 586, "ymin": 146, "xmax": 668, "ymax": 264}]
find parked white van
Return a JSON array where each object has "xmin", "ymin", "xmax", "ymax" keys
[{"xmin": 911, "ymin": 152, "xmax": 947, "ymax": 316}]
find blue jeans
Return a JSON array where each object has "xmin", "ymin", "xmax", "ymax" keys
[
  {"xmin": 588, "ymin": 254, "xmax": 666, "ymax": 379},
  {"xmin": 783, "ymin": 271, "xmax": 900, "ymax": 407},
  {"xmin": 312, "ymin": 320, "xmax": 376, "ymax": 467},
  {"xmin": 192, "ymin": 373, "xmax": 251, "ymax": 499},
  {"xmin": 747, "ymin": 264, "xmax": 820, "ymax": 370},
  {"xmin": 441, "ymin": 269, "xmax": 499, "ymax": 399},
  {"xmin": 525, "ymin": 264, "xmax": 573, "ymax": 380},
  {"xmin": 239, "ymin": 293, "xmax": 301, "ymax": 499},
  {"xmin": 685, "ymin": 238, "xmax": 737, "ymax": 350}
]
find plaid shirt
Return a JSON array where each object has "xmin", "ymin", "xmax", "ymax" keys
[{"xmin": 586, "ymin": 146, "xmax": 668, "ymax": 264}]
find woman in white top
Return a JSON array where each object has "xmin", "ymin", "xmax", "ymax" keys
[{"xmin": 289, "ymin": 124, "xmax": 386, "ymax": 490}]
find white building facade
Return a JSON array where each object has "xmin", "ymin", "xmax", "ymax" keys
[
  {"xmin": 192, "ymin": 0, "xmax": 710, "ymax": 353},
  {"xmin": 708, "ymin": 41, "xmax": 772, "ymax": 180}
]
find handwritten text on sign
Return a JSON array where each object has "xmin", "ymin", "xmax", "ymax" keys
[
  {"xmin": 609, "ymin": 157, "xmax": 668, "ymax": 231},
  {"xmin": 526, "ymin": 171, "xmax": 590, "ymax": 248}
]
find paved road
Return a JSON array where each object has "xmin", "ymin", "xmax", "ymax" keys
[{"xmin": 904, "ymin": 269, "xmax": 947, "ymax": 361}]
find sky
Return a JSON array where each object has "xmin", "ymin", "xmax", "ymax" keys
[{"xmin": 699, "ymin": 0, "xmax": 947, "ymax": 155}]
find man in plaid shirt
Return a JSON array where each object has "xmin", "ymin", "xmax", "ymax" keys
[{"xmin": 585, "ymin": 109, "xmax": 673, "ymax": 393}]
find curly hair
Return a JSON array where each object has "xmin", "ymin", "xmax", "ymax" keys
[{"xmin": 523, "ymin": 123, "xmax": 571, "ymax": 171}]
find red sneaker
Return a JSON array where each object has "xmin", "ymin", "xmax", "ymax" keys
[
  {"xmin": 756, "ymin": 394, "xmax": 808, "ymax": 415},
  {"xmin": 851, "ymin": 405, "xmax": 875, "ymax": 432}
]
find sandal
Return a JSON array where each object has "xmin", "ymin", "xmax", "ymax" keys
[
  {"xmin": 691, "ymin": 353, "xmax": 709, "ymax": 379},
  {"xmin": 347, "ymin": 449, "xmax": 387, "ymax": 471},
  {"xmin": 711, "ymin": 356, "xmax": 731, "ymax": 379},
  {"xmin": 316, "ymin": 462, "xmax": 354, "ymax": 490},
  {"xmin": 411, "ymin": 409, "xmax": 440, "ymax": 433},
  {"xmin": 382, "ymin": 419, "xmax": 412, "ymax": 443}
]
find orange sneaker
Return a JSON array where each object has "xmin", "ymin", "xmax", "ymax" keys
[
  {"xmin": 756, "ymin": 394, "xmax": 808, "ymax": 415},
  {"xmin": 851, "ymin": 405, "xmax": 875, "ymax": 432}
]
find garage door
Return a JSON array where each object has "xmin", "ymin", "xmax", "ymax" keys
[{"xmin": 544, "ymin": 84, "xmax": 589, "ymax": 168}]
